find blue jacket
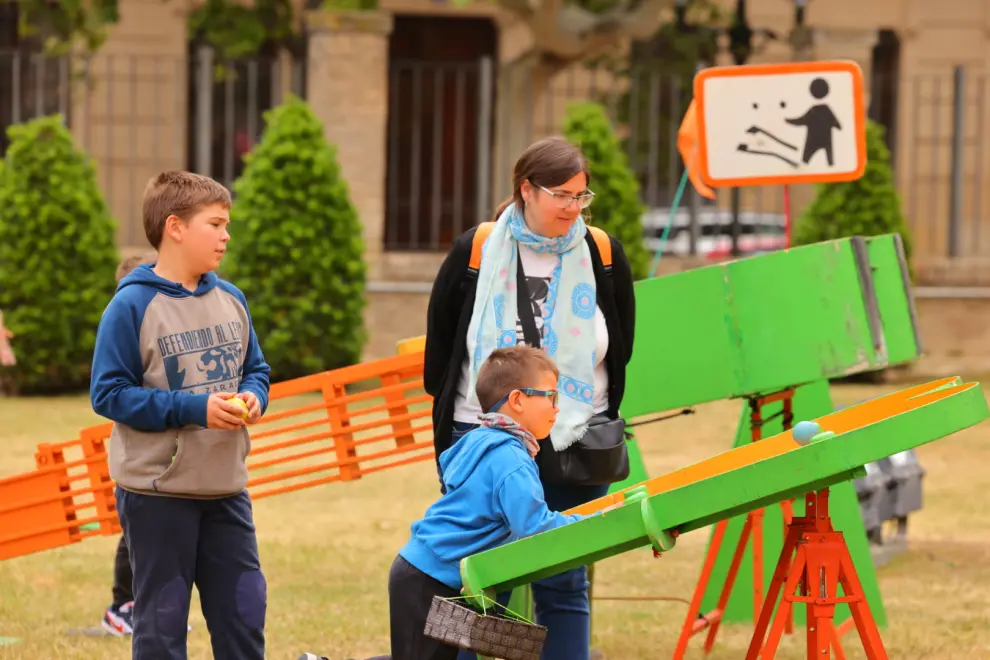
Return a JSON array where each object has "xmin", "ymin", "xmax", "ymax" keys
[
  {"xmin": 90, "ymin": 264, "xmax": 270, "ymax": 498},
  {"xmin": 399, "ymin": 426, "xmax": 584, "ymax": 589}
]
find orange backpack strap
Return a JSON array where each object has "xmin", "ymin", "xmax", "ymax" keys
[
  {"xmin": 468, "ymin": 221, "xmax": 612, "ymax": 275},
  {"xmin": 588, "ymin": 226, "xmax": 613, "ymax": 270},
  {"xmin": 468, "ymin": 222, "xmax": 495, "ymax": 275}
]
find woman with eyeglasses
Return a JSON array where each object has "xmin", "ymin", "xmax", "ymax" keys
[{"xmin": 423, "ymin": 136, "xmax": 636, "ymax": 660}]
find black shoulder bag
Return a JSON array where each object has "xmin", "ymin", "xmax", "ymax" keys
[{"xmin": 515, "ymin": 248, "xmax": 630, "ymax": 486}]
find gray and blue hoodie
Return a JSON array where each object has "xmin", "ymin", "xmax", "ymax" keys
[{"xmin": 90, "ymin": 264, "xmax": 271, "ymax": 499}]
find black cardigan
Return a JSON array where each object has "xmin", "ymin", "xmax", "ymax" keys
[{"xmin": 424, "ymin": 225, "xmax": 637, "ymax": 463}]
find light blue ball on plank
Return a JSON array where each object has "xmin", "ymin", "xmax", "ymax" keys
[{"xmin": 793, "ymin": 420, "xmax": 822, "ymax": 446}]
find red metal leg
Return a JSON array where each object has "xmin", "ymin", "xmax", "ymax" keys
[
  {"xmin": 703, "ymin": 515, "xmax": 754, "ymax": 651},
  {"xmin": 673, "ymin": 519, "xmax": 729, "ymax": 658},
  {"xmin": 744, "ymin": 489, "xmax": 890, "ymax": 660}
]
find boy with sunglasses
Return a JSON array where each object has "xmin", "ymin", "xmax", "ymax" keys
[{"xmin": 299, "ymin": 344, "xmax": 606, "ymax": 660}]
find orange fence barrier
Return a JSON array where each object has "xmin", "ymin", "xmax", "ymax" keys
[{"xmin": 0, "ymin": 351, "xmax": 435, "ymax": 562}]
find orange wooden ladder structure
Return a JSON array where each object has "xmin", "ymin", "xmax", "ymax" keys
[{"xmin": 0, "ymin": 350, "xmax": 437, "ymax": 562}]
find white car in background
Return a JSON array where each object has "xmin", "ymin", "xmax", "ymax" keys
[{"xmin": 642, "ymin": 205, "xmax": 788, "ymax": 260}]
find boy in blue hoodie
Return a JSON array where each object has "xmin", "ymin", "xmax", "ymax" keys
[
  {"xmin": 90, "ymin": 171, "xmax": 271, "ymax": 660},
  {"xmin": 300, "ymin": 344, "xmax": 596, "ymax": 660}
]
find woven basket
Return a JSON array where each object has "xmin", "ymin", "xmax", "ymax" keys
[{"xmin": 423, "ymin": 595, "xmax": 547, "ymax": 660}]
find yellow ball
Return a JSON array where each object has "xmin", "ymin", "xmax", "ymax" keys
[{"xmin": 229, "ymin": 396, "xmax": 249, "ymax": 419}]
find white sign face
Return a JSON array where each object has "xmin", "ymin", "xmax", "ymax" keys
[{"xmin": 695, "ymin": 63, "xmax": 865, "ymax": 187}]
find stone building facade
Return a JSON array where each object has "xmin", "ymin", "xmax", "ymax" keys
[{"xmin": 35, "ymin": 0, "xmax": 990, "ymax": 369}]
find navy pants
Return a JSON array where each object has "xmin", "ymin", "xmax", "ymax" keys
[
  {"xmin": 115, "ymin": 487, "xmax": 267, "ymax": 660},
  {"xmin": 112, "ymin": 533, "xmax": 134, "ymax": 607},
  {"xmin": 449, "ymin": 423, "xmax": 608, "ymax": 660}
]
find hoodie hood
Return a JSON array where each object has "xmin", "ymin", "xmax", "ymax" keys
[
  {"xmin": 439, "ymin": 427, "xmax": 524, "ymax": 491},
  {"xmin": 117, "ymin": 263, "xmax": 218, "ymax": 297}
]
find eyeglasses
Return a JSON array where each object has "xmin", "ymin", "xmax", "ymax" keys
[
  {"xmin": 534, "ymin": 183, "xmax": 595, "ymax": 210},
  {"xmin": 518, "ymin": 388, "xmax": 559, "ymax": 407},
  {"xmin": 487, "ymin": 388, "xmax": 560, "ymax": 413}
]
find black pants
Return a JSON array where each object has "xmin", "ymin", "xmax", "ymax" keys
[
  {"xmin": 113, "ymin": 534, "xmax": 134, "ymax": 607},
  {"xmin": 116, "ymin": 486, "xmax": 266, "ymax": 660},
  {"xmin": 388, "ymin": 555, "xmax": 459, "ymax": 660}
]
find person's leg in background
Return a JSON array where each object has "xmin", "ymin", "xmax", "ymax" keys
[
  {"xmin": 116, "ymin": 486, "xmax": 201, "ymax": 660},
  {"xmin": 102, "ymin": 534, "xmax": 136, "ymax": 635},
  {"xmin": 530, "ymin": 481, "xmax": 610, "ymax": 660},
  {"xmin": 195, "ymin": 491, "xmax": 267, "ymax": 660}
]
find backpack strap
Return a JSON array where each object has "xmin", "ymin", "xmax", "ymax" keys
[
  {"xmin": 467, "ymin": 221, "xmax": 613, "ymax": 275},
  {"xmin": 587, "ymin": 226, "xmax": 613, "ymax": 272},
  {"xmin": 467, "ymin": 222, "xmax": 495, "ymax": 278}
]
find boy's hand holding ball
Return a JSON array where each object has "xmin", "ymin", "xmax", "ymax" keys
[
  {"xmin": 228, "ymin": 396, "xmax": 250, "ymax": 420},
  {"xmin": 235, "ymin": 391, "xmax": 262, "ymax": 424},
  {"xmin": 206, "ymin": 392, "xmax": 261, "ymax": 429}
]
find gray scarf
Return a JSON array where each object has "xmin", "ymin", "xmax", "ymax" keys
[{"xmin": 479, "ymin": 412, "xmax": 540, "ymax": 458}]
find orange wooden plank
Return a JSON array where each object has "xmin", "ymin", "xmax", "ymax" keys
[{"xmin": 0, "ymin": 464, "xmax": 78, "ymax": 560}]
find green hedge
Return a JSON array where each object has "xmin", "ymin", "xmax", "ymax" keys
[
  {"xmin": 223, "ymin": 95, "xmax": 367, "ymax": 381},
  {"xmin": 0, "ymin": 115, "xmax": 119, "ymax": 394}
]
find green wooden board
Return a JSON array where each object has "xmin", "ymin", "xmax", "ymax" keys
[
  {"xmin": 867, "ymin": 234, "xmax": 922, "ymax": 365},
  {"xmin": 621, "ymin": 235, "xmax": 921, "ymax": 419},
  {"xmin": 460, "ymin": 379, "xmax": 988, "ymax": 604}
]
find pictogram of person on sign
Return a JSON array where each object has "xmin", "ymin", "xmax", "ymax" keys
[{"xmin": 785, "ymin": 77, "xmax": 842, "ymax": 166}]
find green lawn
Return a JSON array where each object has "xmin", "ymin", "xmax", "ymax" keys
[{"xmin": 1, "ymin": 381, "xmax": 989, "ymax": 659}]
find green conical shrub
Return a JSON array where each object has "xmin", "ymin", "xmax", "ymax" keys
[
  {"xmin": 0, "ymin": 115, "xmax": 119, "ymax": 394},
  {"xmin": 223, "ymin": 95, "xmax": 367, "ymax": 380},
  {"xmin": 795, "ymin": 119, "xmax": 913, "ymax": 265},
  {"xmin": 562, "ymin": 101, "xmax": 650, "ymax": 280}
]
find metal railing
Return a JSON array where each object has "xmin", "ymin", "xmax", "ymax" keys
[{"xmin": 0, "ymin": 46, "xmax": 306, "ymax": 246}]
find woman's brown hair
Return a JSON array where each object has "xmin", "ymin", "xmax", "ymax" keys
[{"xmin": 491, "ymin": 136, "xmax": 591, "ymax": 221}]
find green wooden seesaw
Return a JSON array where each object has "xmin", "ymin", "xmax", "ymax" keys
[
  {"xmin": 595, "ymin": 232, "xmax": 922, "ymax": 646},
  {"xmin": 429, "ymin": 377, "xmax": 987, "ymax": 660}
]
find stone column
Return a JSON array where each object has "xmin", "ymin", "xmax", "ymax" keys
[
  {"xmin": 809, "ymin": 27, "xmax": 878, "ymax": 79},
  {"xmin": 305, "ymin": 9, "xmax": 393, "ymax": 281}
]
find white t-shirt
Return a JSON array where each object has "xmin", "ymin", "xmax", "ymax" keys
[{"xmin": 453, "ymin": 244, "xmax": 610, "ymax": 424}]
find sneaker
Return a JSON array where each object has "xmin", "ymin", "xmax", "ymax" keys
[
  {"xmin": 102, "ymin": 602, "xmax": 192, "ymax": 636},
  {"xmin": 102, "ymin": 602, "xmax": 134, "ymax": 636},
  {"xmin": 297, "ymin": 655, "xmax": 328, "ymax": 660}
]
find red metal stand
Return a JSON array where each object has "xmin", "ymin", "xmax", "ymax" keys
[
  {"xmin": 745, "ymin": 488, "xmax": 888, "ymax": 659},
  {"xmin": 673, "ymin": 388, "xmax": 796, "ymax": 658}
]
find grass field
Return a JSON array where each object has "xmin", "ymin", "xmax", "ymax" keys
[{"xmin": 1, "ymin": 379, "xmax": 990, "ymax": 659}]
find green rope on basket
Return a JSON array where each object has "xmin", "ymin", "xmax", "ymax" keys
[{"xmin": 443, "ymin": 595, "xmax": 537, "ymax": 626}]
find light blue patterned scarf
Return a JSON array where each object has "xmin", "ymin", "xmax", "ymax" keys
[{"xmin": 465, "ymin": 202, "xmax": 599, "ymax": 451}]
